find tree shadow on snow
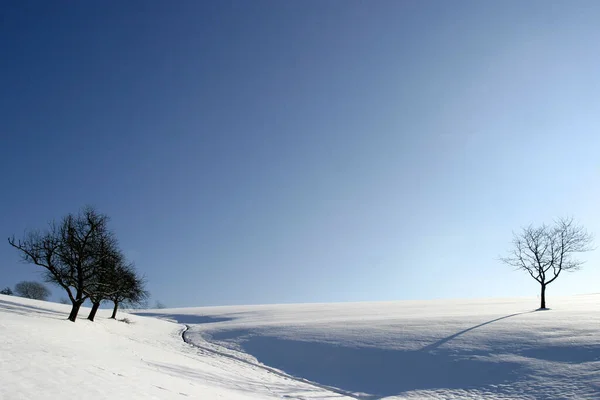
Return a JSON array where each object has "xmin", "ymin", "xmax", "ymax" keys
[
  {"xmin": 421, "ymin": 311, "xmax": 532, "ymax": 352},
  {"xmin": 234, "ymin": 312, "xmax": 532, "ymax": 399},
  {"xmin": 242, "ymin": 337, "xmax": 523, "ymax": 398},
  {"xmin": 0, "ymin": 298, "xmax": 66, "ymax": 320}
]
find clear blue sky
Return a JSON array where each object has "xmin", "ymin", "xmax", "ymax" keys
[{"xmin": 1, "ymin": 1, "xmax": 599, "ymax": 307}]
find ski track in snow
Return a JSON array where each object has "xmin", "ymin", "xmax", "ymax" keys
[
  {"xmin": 139, "ymin": 295, "xmax": 600, "ymax": 399},
  {"xmin": 3, "ymin": 294, "xmax": 600, "ymax": 399},
  {"xmin": 179, "ymin": 324, "xmax": 362, "ymax": 399},
  {"xmin": 0, "ymin": 295, "xmax": 352, "ymax": 400}
]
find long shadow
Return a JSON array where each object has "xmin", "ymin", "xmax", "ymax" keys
[
  {"xmin": 421, "ymin": 311, "xmax": 530, "ymax": 352},
  {"xmin": 241, "ymin": 337, "xmax": 522, "ymax": 398},
  {"xmin": 201, "ymin": 312, "xmax": 536, "ymax": 399},
  {"xmin": 0, "ymin": 298, "xmax": 66, "ymax": 319}
]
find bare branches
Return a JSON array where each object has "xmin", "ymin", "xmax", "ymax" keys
[
  {"xmin": 8, "ymin": 206, "xmax": 125, "ymax": 322},
  {"xmin": 14, "ymin": 281, "xmax": 51, "ymax": 300},
  {"xmin": 8, "ymin": 229, "xmax": 74, "ymax": 300},
  {"xmin": 9, "ymin": 205, "xmax": 148, "ymax": 323},
  {"xmin": 107, "ymin": 262, "xmax": 149, "ymax": 319},
  {"xmin": 500, "ymin": 217, "xmax": 594, "ymax": 309}
]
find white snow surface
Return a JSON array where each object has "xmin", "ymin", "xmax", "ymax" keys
[
  {"xmin": 3, "ymin": 294, "xmax": 600, "ymax": 399},
  {"xmin": 0, "ymin": 295, "xmax": 348, "ymax": 400}
]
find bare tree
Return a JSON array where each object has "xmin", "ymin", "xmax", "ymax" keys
[
  {"xmin": 0, "ymin": 287, "xmax": 13, "ymax": 295},
  {"xmin": 9, "ymin": 206, "xmax": 114, "ymax": 322},
  {"xmin": 107, "ymin": 264, "xmax": 148, "ymax": 319},
  {"xmin": 86, "ymin": 236, "xmax": 122, "ymax": 321},
  {"xmin": 124, "ymin": 298, "xmax": 149, "ymax": 310},
  {"xmin": 500, "ymin": 217, "xmax": 594, "ymax": 309},
  {"xmin": 14, "ymin": 281, "xmax": 51, "ymax": 300}
]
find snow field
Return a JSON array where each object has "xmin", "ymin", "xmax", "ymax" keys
[
  {"xmin": 0, "ymin": 295, "xmax": 350, "ymax": 400},
  {"xmin": 3, "ymin": 294, "xmax": 600, "ymax": 399},
  {"xmin": 142, "ymin": 295, "xmax": 600, "ymax": 399}
]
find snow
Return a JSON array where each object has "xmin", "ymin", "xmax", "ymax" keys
[
  {"xmin": 137, "ymin": 295, "xmax": 600, "ymax": 399},
  {"xmin": 0, "ymin": 295, "xmax": 349, "ymax": 400},
  {"xmin": 3, "ymin": 294, "xmax": 600, "ymax": 399}
]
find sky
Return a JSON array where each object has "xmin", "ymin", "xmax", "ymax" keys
[{"xmin": 1, "ymin": 1, "xmax": 599, "ymax": 307}]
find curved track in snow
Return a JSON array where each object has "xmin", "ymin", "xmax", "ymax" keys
[{"xmin": 180, "ymin": 324, "xmax": 362, "ymax": 400}]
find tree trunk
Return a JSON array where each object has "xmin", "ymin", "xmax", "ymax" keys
[
  {"xmin": 68, "ymin": 301, "xmax": 83, "ymax": 322},
  {"xmin": 540, "ymin": 284, "xmax": 547, "ymax": 309},
  {"xmin": 110, "ymin": 302, "xmax": 119, "ymax": 319},
  {"xmin": 87, "ymin": 301, "xmax": 101, "ymax": 321}
]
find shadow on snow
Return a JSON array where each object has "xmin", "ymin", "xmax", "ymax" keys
[
  {"xmin": 133, "ymin": 312, "xmax": 232, "ymax": 325},
  {"xmin": 242, "ymin": 337, "xmax": 522, "ymax": 398},
  {"xmin": 216, "ymin": 312, "xmax": 535, "ymax": 398},
  {"xmin": 519, "ymin": 346, "xmax": 600, "ymax": 363},
  {"xmin": 0, "ymin": 298, "xmax": 66, "ymax": 319},
  {"xmin": 145, "ymin": 309, "xmax": 600, "ymax": 398},
  {"xmin": 421, "ymin": 312, "xmax": 530, "ymax": 352}
]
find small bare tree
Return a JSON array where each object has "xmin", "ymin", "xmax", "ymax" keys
[
  {"xmin": 107, "ymin": 264, "xmax": 148, "ymax": 319},
  {"xmin": 1, "ymin": 287, "xmax": 13, "ymax": 295},
  {"xmin": 501, "ymin": 217, "xmax": 594, "ymax": 309},
  {"xmin": 14, "ymin": 281, "xmax": 51, "ymax": 300}
]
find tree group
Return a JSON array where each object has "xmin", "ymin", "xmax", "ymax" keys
[{"xmin": 8, "ymin": 206, "xmax": 148, "ymax": 322}]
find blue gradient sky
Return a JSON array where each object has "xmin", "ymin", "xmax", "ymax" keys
[{"xmin": 1, "ymin": 1, "xmax": 599, "ymax": 307}]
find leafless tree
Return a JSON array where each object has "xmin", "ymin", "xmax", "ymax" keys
[
  {"xmin": 9, "ymin": 206, "xmax": 114, "ymax": 322},
  {"xmin": 14, "ymin": 281, "xmax": 51, "ymax": 300},
  {"xmin": 1, "ymin": 287, "xmax": 13, "ymax": 295},
  {"xmin": 83, "ymin": 238, "xmax": 148, "ymax": 321},
  {"xmin": 500, "ymin": 217, "xmax": 594, "ymax": 309},
  {"xmin": 107, "ymin": 263, "xmax": 149, "ymax": 319},
  {"xmin": 85, "ymin": 236, "xmax": 123, "ymax": 321}
]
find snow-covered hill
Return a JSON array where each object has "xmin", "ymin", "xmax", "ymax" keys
[
  {"xmin": 139, "ymin": 295, "xmax": 600, "ymax": 399},
  {"xmin": 2, "ymin": 294, "xmax": 600, "ymax": 399},
  {"xmin": 0, "ymin": 295, "xmax": 349, "ymax": 400}
]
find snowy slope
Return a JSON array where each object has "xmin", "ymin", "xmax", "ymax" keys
[
  {"xmin": 138, "ymin": 295, "xmax": 600, "ymax": 399},
  {"xmin": 3, "ymin": 294, "xmax": 600, "ymax": 399},
  {"xmin": 0, "ymin": 295, "xmax": 350, "ymax": 400}
]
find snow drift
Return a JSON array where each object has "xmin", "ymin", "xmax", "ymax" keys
[
  {"xmin": 140, "ymin": 295, "xmax": 600, "ymax": 399},
  {"xmin": 0, "ymin": 295, "xmax": 349, "ymax": 400},
  {"xmin": 2, "ymin": 293, "xmax": 600, "ymax": 399}
]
